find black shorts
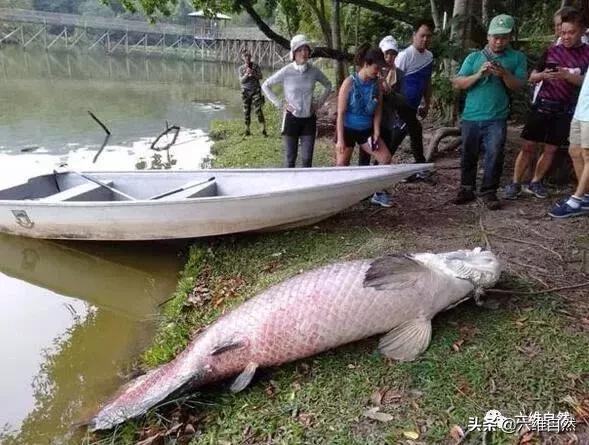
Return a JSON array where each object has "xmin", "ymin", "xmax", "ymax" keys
[
  {"xmin": 343, "ymin": 127, "xmax": 372, "ymax": 147},
  {"xmin": 282, "ymin": 111, "xmax": 317, "ymax": 137},
  {"xmin": 521, "ymin": 108, "xmax": 573, "ymax": 146}
]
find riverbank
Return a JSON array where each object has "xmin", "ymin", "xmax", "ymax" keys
[{"xmin": 96, "ymin": 108, "xmax": 589, "ymax": 444}]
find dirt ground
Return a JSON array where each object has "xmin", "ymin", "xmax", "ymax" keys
[{"xmin": 328, "ymin": 124, "xmax": 589, "ymax": 326}]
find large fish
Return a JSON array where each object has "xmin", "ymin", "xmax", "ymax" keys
[{"xmin": 90, "ymin": 248, "xmax": 501, "ymax": 431}]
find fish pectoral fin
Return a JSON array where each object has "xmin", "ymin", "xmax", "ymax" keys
[
  {"xmin": 378, "ymin": 318, "xmax": 432, "ymax": 362},
  {"xmin": 211, "ymin": 339, "xmax": 246, "ymax": 356},
  {"xmin": 364, "ymin": 255, "xmax": 429, "ymax": 290},
  {"xmin": 230, "ymin": 362, "xmax": 258, "ymax": 393}
]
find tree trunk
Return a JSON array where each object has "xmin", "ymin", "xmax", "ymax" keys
[
  {"xmin": 306, "ymin": 0, "xmax": 333, "ymax": 48},
  {"xmin": 430, "ymin": 0, "xmax": 441, "ymax": 30},
  {"xmin": 482, "ymin": 0, "xmax": 490, "ymax": 26},
  {"xmin": 332, "ymin": 0, "xmax": 345, "ymax": 86},
  {"xmin": 450, "ymin": 0, "xmax": 468, "ymax": 47}
]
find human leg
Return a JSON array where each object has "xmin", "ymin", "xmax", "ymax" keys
[
  {"xmin": 335, "ymin": 146, "xmax": 354, "ymax": 166},
  {"xmin": 548, "ymin": 119, "xmax": 589, "ymax": 217},
  {"xmin": 397, "ymin": 104, "xmax": 425, "ymax": 163},
  {"xmin": 453, "ymin": 120, "xmax": 480, "ymax": 204},
  {"xmin": 283, "ymin": 136, "xmax": 299, "ymax": 168},
  {"xmin": 252, "ymin": 89, "xmax": 267, "ymax": 136},
  {"xmin": 480, "ymin": 120, "xmax": 507, "ymax": 196},
  {"xmin": 242, "ymin": 90, "xmax": 253, "ymax": 135},
  {"xmin": 300, "ymin": 134, "xmax": 315, "ymax": 168}
]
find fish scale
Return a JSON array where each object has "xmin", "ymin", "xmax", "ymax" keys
[{"xmin": 90, "ymin": 250, "xmax": 501, "ymax": 431}]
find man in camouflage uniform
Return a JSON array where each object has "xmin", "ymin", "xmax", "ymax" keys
[{"xmin": 238, "ymin": 49, "xmax": 267, "ymax": 137}]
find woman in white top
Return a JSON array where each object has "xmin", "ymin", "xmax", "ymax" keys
[{"xmin": 262, "ymin": 35, "xmax": 332, "ymax": 167}]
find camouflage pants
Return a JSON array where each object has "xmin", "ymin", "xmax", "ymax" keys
[{"xmin": 242, "ymin": 89, "xmax": 265, "ymax": 128}]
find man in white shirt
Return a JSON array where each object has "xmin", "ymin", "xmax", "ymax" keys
[{"xmin": 390, "ymin": 19, "xmax": 435, "ymax": 166}]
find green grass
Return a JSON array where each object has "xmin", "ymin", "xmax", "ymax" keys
[
  {"xmin": 208, "ymin": 105, "xmax": 334, "ymax": 168},
  {"xmin": 95, "ymin": 112, "xmax": 589, "ymax": 444}
]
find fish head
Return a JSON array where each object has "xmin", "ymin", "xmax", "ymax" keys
[{"xmin": 437, "ymin": 248, "xmax": 501, "ymax": 289}]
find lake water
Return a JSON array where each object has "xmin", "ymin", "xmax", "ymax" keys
[{"xmin": 0, "ymin": 47, "xmax": 242, "ymax": 443}]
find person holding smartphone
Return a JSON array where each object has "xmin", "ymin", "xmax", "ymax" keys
[
  {"xmin": 335, "ymin": 45, "xmax": 392, "ymax": 167},
  {"xmin": 238, "ymin": 49, "xmax": 267, "ymax": 137},
  {"xmin": 452, "ymin": 14, "xmax": 527, "ymax": 210},
  {"xmin": 504, "ymin": 8, "xmax": 589, "ymax": 201}
]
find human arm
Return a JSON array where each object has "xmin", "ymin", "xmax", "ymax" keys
[
  {"xmin": 419, "ymin": 77, "xmax": 433, "ymax": 117},
  {"xmin": 490, "ymin": 52, "xmax": 527, "ymax": 91},
  {"xmin": 452, "ymin": 65, "xmax": 489, "ymax": 90},
  {"xmin": 253, "ymin": 63, "xmax": 263, "ymax": 81},
  {"xmin": 336, "ymin": 78, "xmax": 351, "ymax": 154},
  {"xmin": 238, "ymin": 65, "xmax": 249, "ymax": 84},
  {"xmin": 373, "ymin": 84, "xmax": 383, "ymax": 143},
  {"xmin": 261, "ymin": 67, "xmax": 286, "ymax": 108},
  {"xmin": 452, "ymin": 53, "xmax": 489, "ymax": 90},
  {"xmin": 313, "ymin": 68, "xmax": 333, "ymax": 111}
]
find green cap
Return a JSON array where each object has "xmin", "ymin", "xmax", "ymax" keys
[{"xmin": 488, "ymin": 14, "xmax": 515, "ymax": 35}]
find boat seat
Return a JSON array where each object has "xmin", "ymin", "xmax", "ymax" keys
[
  {"xmin": 40, "ymin": 181, "xmax": 114, "ymax": 202},
  {"xmin": 154, "ymin": 180, "xmax": 217, "ymax": 201}
]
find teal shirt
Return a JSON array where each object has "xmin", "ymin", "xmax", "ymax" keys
[{"xmin": 458, "ymin": 48, "xmax": 527, "ymax": 121}]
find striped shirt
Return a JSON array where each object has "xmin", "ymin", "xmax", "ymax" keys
[{"xmin": 536, "ymin": 43, "xmax": 589, "ymax": 106}]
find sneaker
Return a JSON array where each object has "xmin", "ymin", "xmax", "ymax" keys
[
  {"xmin": 549, "ymin": 202, "xmax": 586, "ymax": 218},
  {"xmin": 482, "ymin": 193, "xmax": 501, "ymax": 210},
  {"xmin": 522, "ymin": 181, "xmax": 548, "ymax": 199},
  {"xmin": 370, "ymin": 191, "xmax": 393, "ymax": 208},
  {"xmin": 452, "ymin": 188, "xmax": 476, "ymax": 205},
  {"xmin": 403, "ymin": 171, "xmax": 435, "ymax": 184},
  {"xmin": 554, "ymin": 196, "xmax": 589, "ymax": 211},
  {"xmin": 503, "ymin": 182, "xmax": 522, "ymax": 200}
]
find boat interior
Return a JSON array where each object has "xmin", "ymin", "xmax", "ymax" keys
[
  {"xmin": 0, "ymin": 171, "xmax": 220, "ymax": 202},
  {"xmin": 0, "ymin": 166, "xmax": 416, "ymax": 203}
]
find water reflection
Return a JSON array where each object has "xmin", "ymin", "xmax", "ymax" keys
[
  {"xmin": 0, "ymin": 46, "xmax": 241, "ymax": 155},
  {"xmin": 0, "ymin": 234, "xmax": 184, "ymax": 443}
]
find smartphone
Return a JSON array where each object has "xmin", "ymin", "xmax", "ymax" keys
[{"xmin": 546, "ymin": 62, "xmax": 558, "ymax": 72}]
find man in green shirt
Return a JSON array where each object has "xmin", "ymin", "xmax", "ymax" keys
[{"xmin": 452, "ymin": 14, "xmax": 527, "ymax": 209}]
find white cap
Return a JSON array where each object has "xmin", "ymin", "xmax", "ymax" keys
[
  {"xmin": 290, "ymin": 34, "xmax": 312, "ymax": 60},
  {"xmin": 379, "ymin": 35, "xmax": 399, "ymax": 54}
]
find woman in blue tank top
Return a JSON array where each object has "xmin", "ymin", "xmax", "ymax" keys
[{"xmin": 336, "ymin": 45, "xmax": 392, "ymax": 166}]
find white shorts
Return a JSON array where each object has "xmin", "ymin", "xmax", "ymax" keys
[{"xmin": 569, "ymin": 118, "xmax": 589, "ymax": 148}]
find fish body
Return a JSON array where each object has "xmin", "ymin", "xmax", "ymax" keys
[{"xmin": 90, "ymin": 248, "xmax": 501, "ymax": 431}]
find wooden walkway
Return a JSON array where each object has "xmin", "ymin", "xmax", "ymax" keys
[{"xmin": 0, "ymin": 8, "xmax": 287, "ymax": 67}]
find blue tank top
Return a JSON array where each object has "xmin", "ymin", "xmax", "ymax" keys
[{"xmin": 344, "ymin": 73, "xmax": 378, "ymax": 131}]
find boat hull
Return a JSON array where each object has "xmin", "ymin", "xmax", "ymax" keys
[{"xmin": 0, "ymin": 166, "xmax": 430, "ymax": 240}]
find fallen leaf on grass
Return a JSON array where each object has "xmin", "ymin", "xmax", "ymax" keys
[
  {"xmin": 297, "ymin": 412, "xmax": 314, "ymax": 428},
  {"xmin": 518, "ymin": 431, "xmax": 535, "ymax": 444},
  {"xmin": 136, "ymin": 433, "xmax": 164, "ymax": 445},
  {"xmin": 370, "ymin": 389, "xmax": 383, "ymax": 407},
  {"xmin": 562, "ymin": 394, "xmax": 589, "ymax": 422},
  {"xmin": 451, "ymin": 339, "xmax": 464, "ymax": 352},
  {"xmin": 363, "ymin": 407, "xmax": 394, "ymax": 422},
  {"xmin": 449, "ymin": 425, "xmax": 464, "ymax": 442},
  {"xmin": 370, "ymin": 386, "xmax": 403, "ymax": 407},
  {"xmin": 403, "ymin": 430, "xmax": 420, "ymax": 440}
]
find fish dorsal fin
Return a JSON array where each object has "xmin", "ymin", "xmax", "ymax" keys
[
  {"xmin": 230, "ymin": 362, "xmax": 258, "ymax": 393},
  {"xmin": 364, "ymin": 255, "xmax": 429, "ymax": 290},
  {"xmin": 378, "ymin": 318, "xmax": 432, "ymax": 362}
]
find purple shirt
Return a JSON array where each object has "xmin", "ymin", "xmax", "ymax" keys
[{"xmin": 536, "ymin": 43, "xmax": 589, "ymax": 105}]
